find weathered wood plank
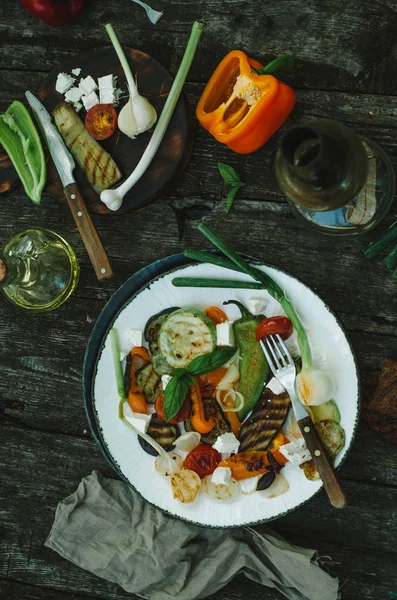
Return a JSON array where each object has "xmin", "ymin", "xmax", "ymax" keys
[{"xmin": 2, "ymin": 0, "xmax": 397, "ymax": 95}]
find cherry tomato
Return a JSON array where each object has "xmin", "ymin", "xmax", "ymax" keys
[
  {"xmin": 155, "ymin": 394, "xmax": 191, "ymax": 424},
  {"xmin": 183, "ymin": 443, "xmax": 221, "ymax": 478},
  {"xmin": 85, "ymin": 104, "xmax": 118, "ymax": 140},
  {"xmin": 256, "ymin": 316, "xmax": 293, "ymax": 341},
  {"xmin": 204, "ymin": 306, "xmax": 228, "ymax": 326}
]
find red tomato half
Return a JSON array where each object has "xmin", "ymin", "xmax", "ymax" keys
[
  {"xmin": 155, "ymin": 394, "xmax": 191, "ymax": 424},
  {"xmin": 183, "ymin": 443, "xmax": 221, "ymax": 478},
  {"xmin": 85, "ymin": 104, "xmax": 118, "ymax": 140},
  {"xmin": 256, "ymin": 316, "xmax": 293, "ymax": 341}
]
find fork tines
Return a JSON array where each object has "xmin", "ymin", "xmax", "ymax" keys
[{"xmin": 260, "ymin": 334, "xmax": 293, "ymax": 374}]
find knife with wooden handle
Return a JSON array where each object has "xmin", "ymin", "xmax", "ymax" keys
[{"xmin": 25, "ymin": 91, "xmax": 113, "ymax": 281}]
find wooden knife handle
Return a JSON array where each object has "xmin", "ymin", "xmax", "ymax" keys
[
  {"xmin": 298, "ymin": 415, "xmax": 347, "ymax": 509},
  {"xmin": 64, "ymin": 183, "xmax": 113, "ymax": 281}
]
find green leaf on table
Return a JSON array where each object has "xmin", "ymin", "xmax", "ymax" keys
[
  {"xmin": 226, "ymin": 183, "xmax": 245, "ymax": 213},
  {"xmin": 187, "ymin": 347, "xmax": 238, "ymax": 376},
  {"xmin": 218, "ymin": 162, "xmax": 244, "ymax": 186},
  {"xmin": 217, "ymin": 162, "xmax": 246, "ymax": 214}
]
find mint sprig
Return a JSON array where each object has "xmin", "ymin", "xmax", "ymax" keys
[{"xmin": 218, "ymin": 162, "xmax": 246, "ymax": 214}]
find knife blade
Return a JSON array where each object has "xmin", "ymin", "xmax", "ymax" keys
[
  {"xmin": 25, "ymin": 91, "xmax": 75, "ymax": 188},
  {"xmin": 25, "ymin": 92, "xmax": 113, "ymax": 281}
]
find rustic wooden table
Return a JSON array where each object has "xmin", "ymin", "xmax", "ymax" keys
[{"xmin": 1, "ymin": 1, "xmax": 397, "ymax": 599}]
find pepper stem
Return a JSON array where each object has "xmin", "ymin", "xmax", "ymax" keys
[
  {"xmin": 252, "ymin": 54, "xmax": 295, "ymax": 76},
  {"xmin": 223, "ymin": 299, "xmax": 253, "ymax": 320}
]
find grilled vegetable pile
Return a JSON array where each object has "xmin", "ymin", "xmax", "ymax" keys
[{"xmin": 110, "ymin": 225, "xmax": 346, "ymax": 504}]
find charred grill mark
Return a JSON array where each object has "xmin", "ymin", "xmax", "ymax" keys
[
  {"xmin": 91, "ymin": 148, "xmax": 104, "ymax": 187},
  {"xmin": 239, "ymin": 390, "xmax": 291, "ymax": 452}
]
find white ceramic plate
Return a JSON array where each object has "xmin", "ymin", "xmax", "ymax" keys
[{"xmin": 92, "ymin": 261, "xmax": 360, "ymax": 527}]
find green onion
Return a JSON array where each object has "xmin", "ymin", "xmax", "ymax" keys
[
  {"xmin": 110, "ymin": 328, "xmax": 172, "ymax": 463},
  {"xmin": 364, "ymin": 222, "xmax": 397, "ymax": 258},
  {"xmin": 185, "ymin": 249, "xmax": 245, "ymax": 272},
  {"xmin": 383, "ymin": 244, "xmax": 397, "ymax": 270},
  {"xmin": 101, "ymin": 21, "xmax": 204, "ymax": 210},
  {"xmin": 197, "ymin": 224, "xmax": 313, "ymax": 370},
  {"xmin": 172, "ymin": 277, "xmax": 263, "ymax": 289}
]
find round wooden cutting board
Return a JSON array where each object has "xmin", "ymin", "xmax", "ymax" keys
[{"xmin": 0, "ymin": 47, "xmax": 194, "ymax": 215}]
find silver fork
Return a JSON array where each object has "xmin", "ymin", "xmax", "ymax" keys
[{"xmin": 261, "ymin": 334, "xmax": 346, "ymax": 509}]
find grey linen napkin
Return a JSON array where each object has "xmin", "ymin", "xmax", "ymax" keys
[{"xmin": 45, "ymin": 471, "xmax": 340, "ymax": 600}]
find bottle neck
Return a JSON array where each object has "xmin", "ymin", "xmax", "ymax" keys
[{"xmin": 0, "ymin": 256, "xmax": 31, "ymax": 288}]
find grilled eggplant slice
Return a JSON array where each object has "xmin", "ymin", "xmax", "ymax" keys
[
  {"xmin": 239, "ymin": 387, "xmax": 291, "ymax": 452},
  {"xmin": 53, "ymin": 103, "xmax": 122, "ymax": 195},
  {"xmin": 185, "ymin": 397, "xmax": 230, "ymax": 444},
  {"xmin": 144, "ymin": 307, "xmax": 180, "ymax": 375},
  {"xmin": 135, "ymin": 363, "xmax": 162, "ymax": 404},
  {"xmin": 138, "ymin": 415, "xmax": 179, "ymax": 456}
]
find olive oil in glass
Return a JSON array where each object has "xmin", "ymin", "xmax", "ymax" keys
[
  {"xmin": 275, "ymin": 119, "xmax": 395, "ymax": 236},
  {"xmin": 0, "ymin": 229, "xmax": 79, "ymax": 311}
]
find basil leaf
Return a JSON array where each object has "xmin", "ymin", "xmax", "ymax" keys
[
  {"xmin": 163, "ymin": 375, "xmax": 189, "ymax": 422},
  {"xmin": 184, "ymin": 373, "xmax": 195, "ymax": 386},
  {"xmin": 187, "ymin": 347, "xmax": 238, "ymax": 376},
  {"xmin": 226, "ymin": 183, "xmax": 245, "ymax": 214},
  {"xmin": 174, "ymin": 367, "xmax": 187, "ymax": 379},
  {"xmin": 218, "ymin": 162, "xmax": 243, "ymax": 186}
]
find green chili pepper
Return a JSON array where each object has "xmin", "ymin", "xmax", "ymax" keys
[{"xmin": 224, "ymin": 300, "xmax": 269, "ymax": 421}]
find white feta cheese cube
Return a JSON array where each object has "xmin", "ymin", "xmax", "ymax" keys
[
  {"xmin": 266, "ymin": 377, "xmax": 285, "ymax": 395},
  {"xmin": 99, "ymin": 88, "xmax": 116, "ymax": 104},
  {"xmin": 55, "ymin": 72, "xmax": 75, "ymax": 94},
  {"xmin": 213, "ymin": 432, "xmax": 240, "ymax": 457},
  {"xmin": 64, "ymin": 86, "xmax": 83, "ymax": 103},
  {"xmin": 216, "ymin": 321, "xmax": 234, "ymax": 346},
  {"xmin": 71, "ymin": 68, "xmax": 82, "ymax": 76},
  {"xmin": 211, "ymin": 467, "xmax": 232, "ymax": 486},
  {"xmin": 174, "ymin": 432, "xmax": 201, "ymax": 453},
  {"xmin": 79, "ymin": 75, "xmax": 98, "ymax": 96},
  {"xmin": 239, "ymin": 476, "xmax": 259, "ymax": 494},
  {"xmin": 82, "ymin": 91, "xmax": 99, "ymax": 111},
  {"xmin": 279, "ymin": 437, "xmax": 312, "ymax": 466},
  {"xmin": 125, "ymin": 328, "xmax": 143, "ymax": 348},
  {"xmin": 98, "ymin": 74, "xmax": 115, "ymax": 89},
  {"xmin": 123, "ymin": 402, "xmax": 152, "ymax": 434},
  {"xmin": 161, "ymin": 375, "xmax": 172, "ymax": 389},
  {"xmin": 248, "ymin": 297, "xmax": 268, "ymax": 315},
  {"xmin": 73, "ymin": 101, "xmax": 83, "ymax": 113}
]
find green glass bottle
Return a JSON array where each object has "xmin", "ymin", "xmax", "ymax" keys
[
  {"xmin": 275, "ymin": 119, "xmax": 395, "ymax": 236},
  {"xmin": 0, "ymin": 229, "xmax": 79, "ymax": 311}
]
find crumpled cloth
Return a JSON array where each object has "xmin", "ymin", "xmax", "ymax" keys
[{"xmin": 45, "ymin": 471, "xmax": 340, "ymax": 600}]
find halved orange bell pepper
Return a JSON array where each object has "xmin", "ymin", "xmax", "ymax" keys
[
  {"xmin": 219, "ymin": 450, "xmax": 288, "ymax": 480},
  {"xmin": 196, "ymin": 50, "xmax": 295, "ymax": 154},
  {"xmin": 190, "ymin": 378, "xmax": 216, "ymax": 434}
]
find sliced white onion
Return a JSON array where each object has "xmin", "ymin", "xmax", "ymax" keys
[
  {"xmin": 217, "ymin": 389, "xmax": 245, "ymax": 413},
  {"xmin": 296, "ymin": 368, "xmax": 335, "ymax": 406},
  {"xmin": 120, "ymin": 409, "xmax": 175, "ymax": 471},
  {"xmin": 239, "ymin": 476, "xmax": 260, "ymax": 495},
  {"xmin": 170, "ymin": 469, "xmax": 201, "ymax": 503},
  {"xmin": 258, "ymin": 473, "xmax": 289, "ymax": 499},
  {"xmin": 173, "ymin": 432, "xmax": 201, "ymax": 453},
  {"xmin": 281, "ymin": 407, "xmax": 302, "ymax": 441},
  {"xmin": 202, "ymin": 475, "xmax": 240, "ymax": 500},
  {"xmin": 216, "ymin": 363, "xmax": 240, "ymax": 390},
  {"xmin": 155, "ymin": 452, "xmax": 183, "ymax": 476}
]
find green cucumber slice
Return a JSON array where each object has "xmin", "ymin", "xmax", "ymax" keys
[
  {"xmin": 310, "ymin": 400, "xmax": 341, "ymax": 424},
  {"xmin": 158, "ymin": 308, "xmax": 216, "ymax": 369}
]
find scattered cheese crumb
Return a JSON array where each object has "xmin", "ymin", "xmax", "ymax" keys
[
  {"xmin": 72, "ymin": 68, "xmax": 82, "ymax": 76},
  {"xmin": 82, "ymin": 91, "xmax": 99, "ymax": 111},
  {"xmin": 55, "ymin": 72, "xmax": 75, "ymax": 94}
]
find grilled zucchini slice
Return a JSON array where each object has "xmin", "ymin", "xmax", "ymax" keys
[
  {"xmin": 158, "ymin": 308, "xmax": 216, "ymax": 369},
  {"xmin": 135, "ymin": 364, "xmax": 162, "ymax": 404}
]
